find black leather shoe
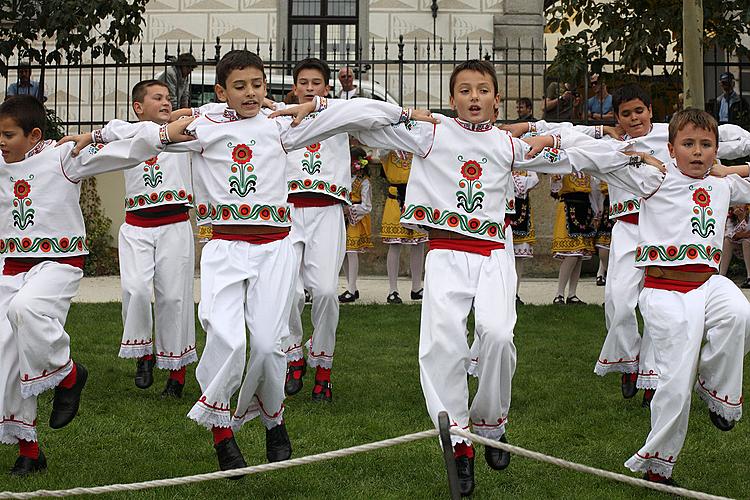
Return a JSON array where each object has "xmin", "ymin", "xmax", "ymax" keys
[
  {"xmin": 284, "ymin": 362, "xmax": 306, "ymax": 396},
  {"xmin": 596, "ymin": 275, "xmax": 606, "ymax": 286},
  {"xmin": 553, "ymin": 295, "xmax": 565, "ymax": 305},
  {"xmin": 386, "ymin": 291, "xmax": 403, "ymax": 304},
  {"xmin": 642, "ymin": 389, "xmax": 655, "ymax": 408},
  {"xmin": 410, "ymin": 288, "xmax": 423, "ymax": 300},
  {"xmin": 643, "ymin": 472, "xmax": 678, "ymax": 486},
  {"xmin": 134, "ymin": 357, "xmax": 155, "ymax": 389},
  {"xmin": 709, "ymin": 410, "xmax": 735, "ymax": 431},
  {"xmin": 566, "ymin": 295, "xmax": 586, "ymax": 305},
  {"xmin": 354, "ymin": 290, "xmax": 360, "ymax": 299},
  {"xmin": 9, "ymin": 451, "xmax": 47, "ymax": 476},
  {"xmin": 485, "ymin": 433, "xmax": 511, "ymax": 470},
  {"xmin": 455, "ymin": 456, "xmax": 475, "ymax": 497},
  {"xmin": 49, "ymin": 363, "xmax": 88, "ymax": 429},
  {"xmin": 311, "ymin": 380, "xmax": 332, "ymax": 402},
  {"xmin": 161, "ymin": 379, "xmax": 184, "ymax": 399},
  {"xmin": 266, "ymin": 423, "xmax": 292, "ymax": 462},
  {"xmin": 621, "ymin": 373, "xmax": 638, "ymax": 399},
  {"xmin": 338, "ymin": 291, "xmax": 356, "ymax": 303},
  {"xmin": 214, "ymin": 437, "xmax": 247, "ymax": 479}
]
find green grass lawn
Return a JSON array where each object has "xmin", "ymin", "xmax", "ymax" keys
[{"xmin": 1, "ymin": 303, "xmax": 748, "ymax": 499}]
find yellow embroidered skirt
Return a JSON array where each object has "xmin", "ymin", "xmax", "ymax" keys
[
  {"xmin": 551, "ymin": 197, "xmax": 595, "ymax": 258},
  {"xmin": 347, "ymin": 214, "xmax": 374, "ymax": 252},
  {"xmin": 381, "ymin": 187, "xmax": 428, "ymax": 244}
]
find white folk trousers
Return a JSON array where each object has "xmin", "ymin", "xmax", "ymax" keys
[
  {"xmin": 421, "ymin": 248, "xmax": 517, "ymax": 446},
  {"xmin": 0, "ymin": 261, "xmax": 82, "ymax": 444},
  {"xmin": 284, "ymin": 204, "xmax": 346, "ymax": 369},
  {"xmin": 595, "ymin": 220, "xmax": 647, "ymax": 377},
  {"xmin": 188, "ymin": 238, "xmax": 296, "ymax": 431},
  {"xmin": 625, "ymin": 275, "xmax": 750, "ymax": 478},
  {"xmin": 118, "ymin": 220, "xmax": 197, "ymax": 369}
]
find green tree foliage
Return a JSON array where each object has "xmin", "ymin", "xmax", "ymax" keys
[
  {"xmin": 545, "ymin": 0, "xmax": 750, "ymax": 82},
  {"xmin": 0, "ymin": 0, "xmax": 149, "ymax": 75}
]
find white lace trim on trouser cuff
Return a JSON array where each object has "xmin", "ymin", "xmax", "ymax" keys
[
  {"xmin": 636, "ymin": 373, "xmax": 659, "ymax": 390},
  {"xmin": 231, "ymin": 401, "xmax": 285, "ymax": 431},
  {"xmin": 625, "ymin": 454, "xmax": 675, "ymax": 478},
  {"xmin": 155, "ymin": 348, "xmax": 198, "ymax": 370},
  {"xmin": 694, "ymin": 380, "xmax": 743, "ymax": 422},
  {"xmin": 285, "ymin": 345, "xmax": 304, "ymax": 363},
  {"xmin": 467, "ymin": 360, "xmax": 479, "ymax": 378},
  {"xmin": 20, "ymin": 360, "xmax": 73, "ymax": 399},
  {"xmin": 119, "ymin": 344, "xmax": 153, "ymax": 359},
  {"xmin": 188, "ymin": 399, "xmax": 232, "ymax": 430},
  {"xmin": 307, "ymin": 354, "xmax": 333, "ymax": 369},
  {"xmin": 0, "ymin": 421, "xmax": 37, "ymax": 444},
  {"xmin": 594, "ymin": 359, "xmax": 639, "ymax": 376},
  {"xmin": 471, "ymin": 420, "xmax": 507, "ymax": 441}
]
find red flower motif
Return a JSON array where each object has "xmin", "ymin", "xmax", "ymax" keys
[
  {"xmin": 306, "ymin": 143, "xmax": 321, "ymax": 153},
  {"xmin": 692, "ymin": 188, "xmax": 710, "ymax": 208},
  {"xmin": 460, "ymin": 160, "xmax": 482, "ymax": 181},
  {"xmin": 13, "ymin": 179, "xmax": 31, "ymax": 200},
  {"xmin": 232, "ymin": 144, "xmax": 253, "ymax": 164},
  {"xmin": 144, "ymin": 157, "xmax": 158, "ymax": 166},
  {"xmin": 414, "ymin": 208, "xmax": 426, "ymax": 221}
]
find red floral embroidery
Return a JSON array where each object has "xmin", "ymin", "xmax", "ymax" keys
[
  {"xmin": 13, "ymin": 179, "xmax": 31, "ymax": 199},
  {"xmin": 692, "ymin": 188, "xmax": 710, "ymax": 208},
  {"xmin": 460, "ymin": 160, "xmax": 482, "ymax": 181},
  {"xmin": 306, "ymin": 143, "xmax": 321, "ymax": 153},
  {"xmin": 144, "ymin": 157, "xmax": 158, "ymax": 166},
  {"xmin": 232, "ymin": 144, "xmax": 253, "ymax": 164}
]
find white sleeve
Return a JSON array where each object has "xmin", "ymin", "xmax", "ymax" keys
[
  {"xmin": 93, "ymin": 119, "xmax": 145, "ymax": 143},
  {"xmin": 63, "ymin": 123, "xmax": 168, "ymax": 181},
  {"xmin": 729, "ymin": 175, "xmax": 750, "ymax": 205},
  {"xmin": 589, "ymin": 178, "xmax": 604, "ymax": 214},
  {"xmin": 350, "ymin": 179, "xmax": 372, "ymax": 219},
  {"xmin": 279, "ymin": 97, "xmax": 408, "ymax": 151},
  {"xmin": 352, "ymin": 121, "xmax": 435, "ymax": 158},
  {"xmin": 525, "ymin": 171, "xmax": 540, "ymax": 191},
  {"xmin": 718, "ymin": 124, "xmax": 750, "ymax": 160},
  {"xmin": 511, "ymin": 137, "xmax": 573, "ymax": 174},
  {"xmin": 532, "ymin": 120, "xmax": 603, "ymax": 138},
  {"xmin": 559, "ymin": 129, "xmax": 664, "ymax": 197}
]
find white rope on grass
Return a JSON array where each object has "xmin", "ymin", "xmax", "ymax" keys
[
  {"xmin": 0, "ymin": 429, "xmax": 439, "ymax": 499},
  {"xmin": 451, "ymin": 428, "xmax": 734, "ymax": 500}
]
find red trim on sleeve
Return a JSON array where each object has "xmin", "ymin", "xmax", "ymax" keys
[{"xmin": 422, "ymin": 123, "xmax": 437, "ymax": 159}]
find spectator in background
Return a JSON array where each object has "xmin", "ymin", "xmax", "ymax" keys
[
  {"xmin": 543, "ymin": 81, "xmax": 580, "ymax": 121},
  {"xmin": 712, "ymin": 72, "xmax": 749, "ymax": 125},
  {"xmin": 720, "ymin": 204, "xmax": 750, "ymax": 288},
  {"xmin": 586, "ymin": 74, "xmax": 613, "ymax": 122},
  {"xmin": 337, "ymin": 66, "xmax": 358, "ymax": 99},
  {"xmin": 158, "ymin": 53, "xmax": 197, "ymax": 109},
  {"xmin": 6, "ymin": 63, "xmax": 46, "ymax": 102},
  {"xmin": 516, "ymin": 97, "xmax": 536, "ymax": 121}
]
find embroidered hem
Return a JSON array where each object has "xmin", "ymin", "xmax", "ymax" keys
[
  {"xmin": 636, "ymin": 371, "xmax": 659, "ymax": 390},
  {"xmin": 0, "ymin": 421, "xmax": 37, "ymax": 444},
  {"xmin": 694, "ymin": 380, "xmax": 743, "ymax": 422},
  {"xmin": 20, "ymin": 360, "xmax": 73, "ymax": 399},
  {"xmin": 382, "ymin": 236, "xmax": 429, "ymax": 245},
  {"xmin": 187, "ymin": 402, "xmax": 232, "ymax": 430},
  {"xmin": 118, "ymin": 344, "xmax": 153, "ymax": 360},
  {"xmin": 284, "ymin": 345, "xmax": 304, "ymax": 363},
  {"xmin": 467, "ymin": 359, "xmax": 479, "ymax": 378},
  {"xmin": 231, "ymin": 401, "xmax": 285, "ymax": 431},
  {"xmin": 307, "ymin": 353, "xmax": 333, "ymax": 370},
  {"xmin": 156, "ymin": 349, "xmax": 198, "ymax": 370},
  {"xmin": 624, "ymin": 455, "xmax": 675, "ymax": 478},
  {"xmin": 471, "ymin": 420, "xmax": 507, "ymax": 441},
  {"xmin": 593, "ymin": 359, "xmax": 639, "ymax": 376}
]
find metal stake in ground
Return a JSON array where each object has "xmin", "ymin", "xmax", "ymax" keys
[{"xmin": 438, "ymin": 411, "xmax": 461, "ymax": 500}]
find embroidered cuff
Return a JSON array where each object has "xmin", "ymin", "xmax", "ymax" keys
[
  {"xmin": 314, "ymin": 96, "xmax": 328, "ymax": 112},
  {"xmin": 159, "ymin": 124, "xmax": 170, "ymax": 145},
  {"xmin": 628, "ymin": 154, "xmax": 643, "ymax": 166},
  {"xmin": 398, "ymin": 108, "xmax": 412, "ymax": 124},
  {"xmin": 91, "ymin": 129, "xmax": 104, "ymax": 145},
  {"xmin": 594, "ymin": 125, "xmax": 603, "ymax": 139},
  {"xmin": 528, "ymin": 122, "xmax": 537, "ymax": 133},
  {"xmin": 191, "ymin": 107, "xmax": 201, "ymax": 117}
]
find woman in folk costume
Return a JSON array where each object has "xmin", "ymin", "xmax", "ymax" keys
[
  {"xmin": 591, "ymin": 177, "xmax": 613, "ymax": 286},
  {"xmin": 550, "ymin": 171, "xmax": 596, "ymax": 304},
  {"xmin": 508, "ymin": 169, "xmax": 539, "ymax": 304},
  {"xmin": 339, "ymin": 147, "xmax": 373, "ymax": 302},
  {"xmin": 719, "ymin": 204, "xmax": 750, "ymax": 285},
  {"xmin": 380, "ymin": 149, "xmax": 428, "ymax": 303}
]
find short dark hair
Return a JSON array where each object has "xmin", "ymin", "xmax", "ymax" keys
[
  {"xmin": 131, "ymin": 79, "xmax": 169, "ymax": 104},
  {"xmin": 216, "ymin": 50, "xmax": 265, "ymax": 88},
  {"xmin": 449, "ymin": 60, "xmax": 499, "ymax": 97},
  {"xmin": 516, "ymin": 97, "xmax": 532, "ymax": 109},
  {"xmin": 176, "ymin": 53, "xmax": 197, "ymax": 69},
  {"xmin": 293, "ymin": 58, "xmax": 331, "ymax": 84},
  {"xmin": 0, "ymin": 95, "xmax": 46, "ymax": 136},
  {"xmin": 668, "ymin": 108, "xmax": 719, "ymax": 145},
  {"xmin": 612, "ymin": 84, "xmax": 652, "ymax": 115}
]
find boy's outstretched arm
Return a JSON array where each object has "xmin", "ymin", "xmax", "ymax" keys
[{"xmin": 718, "ymin": 123, "xmax": 750, "ymax": 160}]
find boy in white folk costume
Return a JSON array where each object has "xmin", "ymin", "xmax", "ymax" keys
[
  {"xmin": 555, "ymin": 109, "xmax": 750, "ymax": 484},
  {"xmin": 109, "ymin": 80, "xmax": 197, "ymax": 398},
  {"xmin": 78, "ymin": 50, "xmax": 436, "ymax": 473},
  {"xmin": 281, "ymin": 58, "xmax": 355, "ymax": 402},
  {"xmin": 0, "ymin": 95, "xmax": 192, "ymax": 475},
  {"xmin": 347, "ymin": 60, "xmax": 604, "ymax": 496}
]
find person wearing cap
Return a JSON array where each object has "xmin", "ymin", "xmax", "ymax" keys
[
  {"xmin": 712, "ymin": 72, "xmax": 749, "ymax": 125},
  {"xmin": 159, "ymin": 53, "xmax": 198, "ymax": 109}
]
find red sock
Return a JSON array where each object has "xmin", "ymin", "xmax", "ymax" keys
[
  {"xmin": 18, "ymin": 439, "xmax": 39, "ymax": 459},
  {"xmin": 453, "ymin": 442, "xmax": 474, "ymax": 459},
  {"xmin": 211, "ymin": 426, "xmax": 233, "ymax": 445},
  {"xmin": 169, "ymin": 367, "xmax": 186, "ymax": 385},
  {"xmin": 58, "ymin": 362, "xmax": 77, "ymax": 389},
  {"xmin": 630, "ymin": 372, "xmax": 638, "ymax": 382},
  {"xmin": 140, "ymin": 354, "xmax": 154, "ymax": 362},
  {"xmin": 315, "ymin": 367, "xmax": 331, "ymax": 383},
  {"xmin": 646, "ymin": 471, "xmax": 667, "ymax": 482}
]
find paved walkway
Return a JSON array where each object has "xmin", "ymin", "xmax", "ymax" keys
[{"xmin": 74, "ymin": 275, "xmax": 750, "ymax": 305}]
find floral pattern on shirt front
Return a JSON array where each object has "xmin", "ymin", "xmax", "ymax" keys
[
  {"xmin": 10, "ymin": 175, "xmax": 35, "ymax": 230},
  {"xmin": 690, "ymin": 185, "xmax": 716, "ymax": 238},
  {"xmin": 456, "ymin": 156, "xmax": 487, "ymax": 213},
  {"xmin": 228, "ymin": 142, "xmax": 257, "ymax": 197}
]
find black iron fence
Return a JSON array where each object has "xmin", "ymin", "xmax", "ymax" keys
[{"xmin": 2, "ymin": 37, "xmax": 749, "ymax": 133}]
